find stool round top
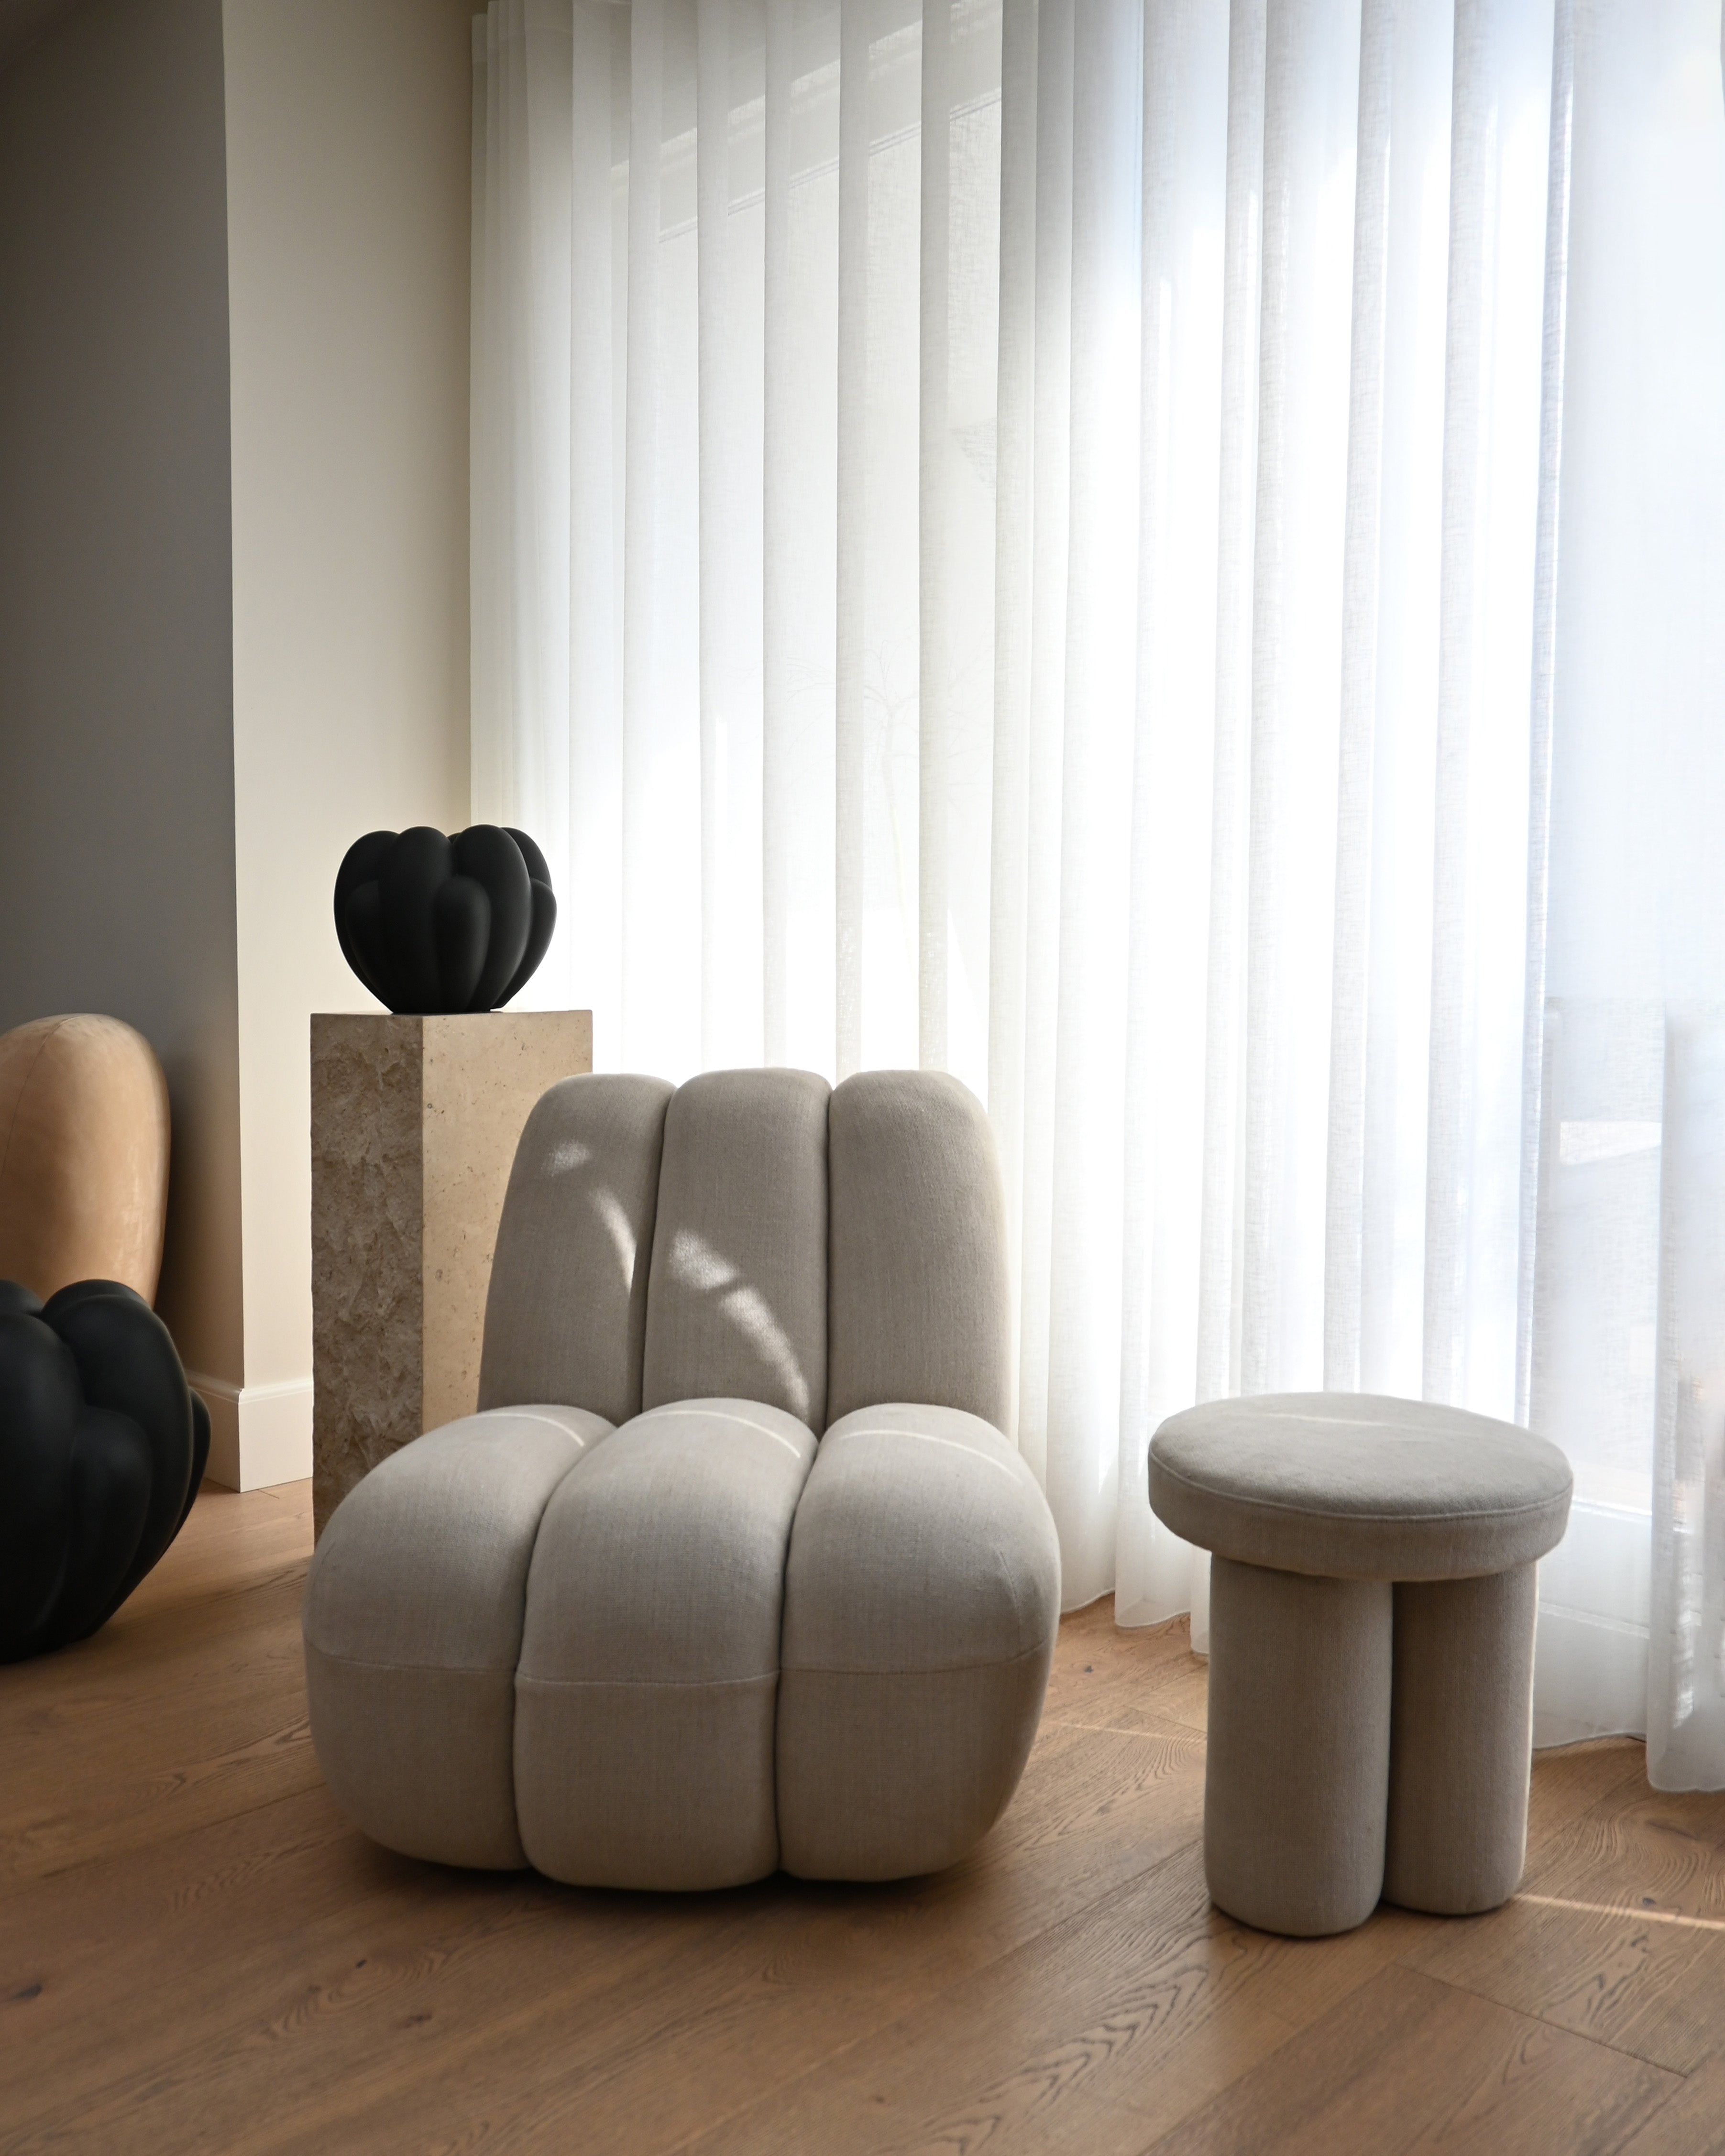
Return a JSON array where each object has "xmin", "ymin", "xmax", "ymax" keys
[{"xmin": 1148, "ymin": 1392, "xmax": 1572, "ymax": 1581}]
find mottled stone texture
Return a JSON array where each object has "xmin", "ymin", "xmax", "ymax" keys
[{"xmin": 311, "ymin": 1013, "xmax": 593, "ymax": 1537}]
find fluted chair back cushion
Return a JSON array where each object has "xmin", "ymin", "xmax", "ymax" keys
[
  {"xmin": 825, "ymin": 1071, "xmax": 1012, "ymax": 1431},
  {"xmin": 480, "ymin": 1066, "xmax": 1011, "ymax": 1435},
  {"xmin": 478, "ymin": 1074, "xmax": 673, "ymax": 1425},
  {"xmin": 641, "ymin": 1069, "xmax": 831, "ymax": 1426}
]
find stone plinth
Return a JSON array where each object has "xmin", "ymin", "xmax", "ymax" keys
[{"xmin": 310, "ymin": 1011, "xmax": 592, "ymax": 1536}]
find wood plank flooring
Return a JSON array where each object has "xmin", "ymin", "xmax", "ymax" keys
[{"xmin": 1, "ymin": 1481, "xmax": 1720, "ymax": 2153}]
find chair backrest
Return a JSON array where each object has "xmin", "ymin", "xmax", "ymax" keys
[
  {"xmin": 641, "ymin": 1068, "xmax": 831, "ymax": 1425},
  {"xmin": 480, "ymin": 1067, "xmax": 1011, "ymax": 1434},
  {"xmin": 825, "ymin": 1070, "xmax": 1011, "ymax": 1430},
  {"xmin": 478, "ymin": 1073, "xmax": 673, "ymax": 1426}
]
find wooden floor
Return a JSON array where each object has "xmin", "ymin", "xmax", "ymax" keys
[{"xmin": 3, "ymin": 1489, "xmax": 1724, "ymax": 2155}]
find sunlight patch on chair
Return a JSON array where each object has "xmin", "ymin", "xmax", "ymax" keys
[
  {"xmin": 590, "ymin": 1188, "xmax": 637, "ymax": 1288},
  {"xmin": 829, "ymin": 1423, "xmax": 1022, "ymax": 1484},
  {"xmin": 644, "ymin": 1403, "xmax": 811, "ymax": 1457},
  {"xmin": 668, "ymin": 1229, "xmax": 810, "ymax": 1418}
]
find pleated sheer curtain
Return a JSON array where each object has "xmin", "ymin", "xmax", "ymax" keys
[{"xmin": 471, "ymin": 0, "xmax": 1725, "ymax": 1784}]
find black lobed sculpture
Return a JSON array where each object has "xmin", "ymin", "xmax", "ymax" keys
[
  {"xmin": 0, "ymin": 1279, "xmax": 210, "ymax": 1662},
  {"xmin": 334, "ymin": 825, "xmax": 558, "ymax": 1016}
]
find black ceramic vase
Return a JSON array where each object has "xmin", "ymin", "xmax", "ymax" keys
[
  {"xmin": 333, "ymin": 825, "xmax": 557, "ymax": 1016},
  {"xmin": 0, "ymin": 1279, "xmax": 210, "ymax": 1662}
]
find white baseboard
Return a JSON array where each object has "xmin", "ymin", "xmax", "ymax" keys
[
  {"xmin": 190, "ymin": 1371, "xmax": 242, "ymax": 1487},
  {"xmin": 187, "ymin": 1370, "xmax": 312, "ymax": 1491}
]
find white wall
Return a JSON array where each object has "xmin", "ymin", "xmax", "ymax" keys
[
  {"xmin": 0, "ymin": 0, "xmax": 474, "ymax": 1488},
  {"xmin": 0, "ymin": 0, "xmax": 245, "ymax": 1397},
  {"xmin": 221, "ymin": 0, "xmax": 474, "ymax": 1483}
]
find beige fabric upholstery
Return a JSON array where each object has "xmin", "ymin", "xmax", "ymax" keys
[
  {"xmin": 1148, "ymin": 1391, "xmax": 1571, "ymax": 1937},
  {"xmin": 777, "ymin": 1404, "xmax": 1060, "ymax": 1880},
  {"xmin": 826, "ymin": 1071, "xmax": 1012, "ymax": 1431},
  {"xmin": 1148, "ymin": 1391, "xmax": 1572, "ymax": 1580},
  {"xmin": 303, "ymin": 1405, "xmax": 608, "ymax": 1868},
  {"xmin": 514, "ymin": 1399, "xmax": 818, "ymax": 1890},
  {"xmin": 1204, "ymin": 1555, "xmax": 1393, "ymax": 1937},
  {"xmin": 641, "ymin": 1069, "xmax": 830, "ymax": 1425},
  {"xmin": 779, "ymin": 1664, "xmax": 1052, "ymax": 1883},
  {"xmin": 0, "ymin": 1014, "xmax": 171, "ymax": 1303},
  {"xmin": 307, "ymin": 1067, "xmax": 1059, "ymax": 1890},
  {"xmin": 478, "ymin": 1074, "xmax": 673, "ymax": 1424},
  {"xmin": 1385, "ymin": 1564, "xmax": 1539, "ymax": 1915}
]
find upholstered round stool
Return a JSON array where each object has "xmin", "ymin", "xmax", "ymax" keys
[{"xmin": 1148, "ymin": 1394, "xmax": 1571, "ymax": 1938}]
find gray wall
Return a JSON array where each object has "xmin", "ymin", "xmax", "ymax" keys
[{"xmin": 0, "ymin": 0, "xmax": 243, "ymax": 1385}]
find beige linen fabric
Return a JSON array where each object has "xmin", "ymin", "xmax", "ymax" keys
[
  {"xmin": 641, "ymin": 1069, "xmax": 831, "ymax": 1425},
  {"xmin": 1148, "ymin": 1392, "xmax": 1572, "ymax": 1580},
  {"xmin": 826, "ymin": 1072, "xmax": 1013, "ymax": 1431},
  {"xmin": 478, "ymin": 1073, "xmax": 673, "ymax": 1423},
  {"xmin": 303, "ymin": 1406, "xmax": 608, "ymax": 1868},
  {"xmin": 778, "ymin": 1662, "xmax": 1052, "ymax": 1882},
  {"xmin": 777, "ymin": 1403, "xmax": 1060, "ymax": 1879},
  {"xmin": 514, "ymin": 1398, "xmax": 817, "ymax": 1889},
  {"xmin": 311, "ymin": 1064, "xmax": 1063, "ymax": 1893},
  {"xmin": 1385, "ymin": 1563, "xmax": 1539, "ymax": 1915},
  {"xmin": 302, "ymin": 1653, "xmax": 532, "ymax": 1872},
  {"xmin": 1204, "ymin": 1555, "xmax": 1393, "ymax": 1937}
]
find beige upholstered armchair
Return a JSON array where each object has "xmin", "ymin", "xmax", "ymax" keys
[{"xmin": 303, "ymin": 1068, "xmax": 1061, "ymax": 1888}]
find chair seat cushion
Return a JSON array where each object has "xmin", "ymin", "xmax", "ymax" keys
[
  {"xmin": 512, "ymin": 1398, "xmax": 818, "ymax": 1890},
  {"xmin": 777, "ymin": 1403, "xmax": 1060, "ymax": 1880},
  {"xmin": 1148, "ymin": 1392, "xmax": 1572, "ymax": 1581},
  {"xmin": 303, "ymin": 1404, "xmax": 609, "ymax": 1868}
]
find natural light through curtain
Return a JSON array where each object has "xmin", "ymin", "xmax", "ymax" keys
[{"xmin": 471, "ymin": 0, "xmax": 1725, "ymax": 1783}]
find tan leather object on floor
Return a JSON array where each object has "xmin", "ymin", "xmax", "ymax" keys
[{"xmin": 0, "ymin": 1015, "xmax": 171, "ymax": 1304}]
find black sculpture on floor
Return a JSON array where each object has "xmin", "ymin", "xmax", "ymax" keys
[
  {"xmin": 0, "ymin": 1279, "xmax": 209, "ymax": 1662},
  {"xmin": 334, "ymin": 826, "xmax": 558, "ymax": 1016}
]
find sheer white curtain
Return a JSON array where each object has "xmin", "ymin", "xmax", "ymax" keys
[{"xmin": 471, "ymin": 0, "xmax": 1725, "ymax": 1778}]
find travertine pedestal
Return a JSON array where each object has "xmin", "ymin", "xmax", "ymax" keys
[{"xmin": 310, "ymin": 1012, "xmax": 592, "ymax": 1536}]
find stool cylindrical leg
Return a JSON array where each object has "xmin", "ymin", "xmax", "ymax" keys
[
  {"xmin": 1205, "ymin": 1556, "xmax": 1392, "ymax": 1937},
  {"xmin": 1384, "ymin": 1563, "xmax": 1537, "ymax": 1915}
]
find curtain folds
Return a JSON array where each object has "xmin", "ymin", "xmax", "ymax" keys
[{"xmin": 471, "ymin": 0, "xmax": 1725, "ymax": 1781}]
